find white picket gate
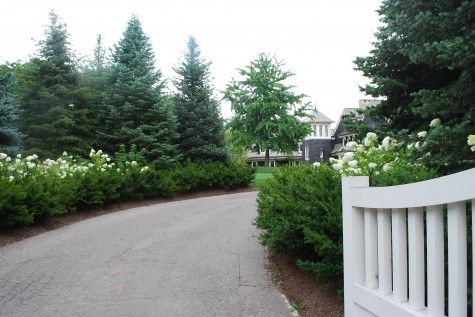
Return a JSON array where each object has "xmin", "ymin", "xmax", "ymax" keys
[{"xmin": 342, "ymin": 168, "xmax": 475, "ymax": 317}]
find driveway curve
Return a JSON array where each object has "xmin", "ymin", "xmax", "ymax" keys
[{"xmin": 0, "ymin": 192, "xmax": 292, "ymax": 317}]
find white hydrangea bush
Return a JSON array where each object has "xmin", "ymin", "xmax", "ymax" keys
[
  {"xmin": 329, "ymin": 131, "xmax": 434, "ymax": 186},
  {"xmin": 0, "ymin": 149, "xmax": 150, "ymax": 185}
]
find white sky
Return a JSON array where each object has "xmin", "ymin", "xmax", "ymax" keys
[{"xmin": 0, "ymin": 0, "xmax": 382, "ymax": 122}]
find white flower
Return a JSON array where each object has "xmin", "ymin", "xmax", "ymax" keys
[
  {"xmin": 131, "ymin": 161, "xmax": 138, "ymax": 166},
  {"xmin": 312, "ymin": 162, "xmax": 321, "ymax": 167},
  {"xmin": 329, "ymin": 157, "xmax": 338, "ymax": 163},
  {"xmin": 374, "ymin": 171, "xmax": 380, "ymax": 176},
  {"xmin": 16, "ymin": 154, "xmax": 21, "ymax": 158},
  {"xmin": 0, "ymin": 153, "xmax": 7, "ymax": 160},
  {"xmin": 346, "ymin": 141, "xmax": 357, "ymax": 151},
  {"xmin": 348, "ymin": 160, "xmax": 358, "ymax": 168},
  {"xmin": 368, "ymin": 162, "xmax": 377, "ymax": 169},
  {"xmin": 381, "ymin": 136, "xmax": 392, "ymax": 150},
  {"xmin": 15, "ymin": 158, "xmax": 20, "ymax": 164},
  {"xmin": 417, "ymin": 131, "xmax": 427, "ymax": 138},
  {"xmin": 414, "ymin": 141, "xmax": 421, "ymax": 149},
  {"xmin": 383, "ymin": 163, "xmax": 392, "ymax": 172},
  {"xmin": 5, "ymin": 157, "xmax": 11, "ymax": 162},
  {"xmin": 430, "ymin": 118, "xmax": 441, "ymax": 128},
  {"xmin": 468, "ymin": 135, "xmax": 475, "ymax": 146},
  {"xmin": 97, "ymin": 150, "xmax": 103, "ymax": 155},
  {"xmin": 9, "ymin": 176, "xmax": 14, "ymax": 182},
  {"xmin": 356, "ymin": 144, "xmax": 365, "ymax": 153},
  {"xmin": 407, "ymin": 143, "xmax": 415, "ymax": 150},
  {"xmin": 366, "ymin": 132, "xmax": 377, "ymax": 140},
  {"xmin": 425, "ymin": 152, "xmax": 431, "ymax": 157},
  {"xmin": 332, "ymin": 163, "xmax": 342, "ymax": 171},
  {"xmin": 342, "ymin": 152, "xmax": 355, "ymax": 163},
  {"xmin": 471, "ymin": 146, "xmax": 475, "ymax": 152},
  {"xmin": 62, "ymin": 151, "xmax": 68, "ymax": 156},
  {"xmin": 27, "ymin": 162, "xmax": 36, "ymax": 169},
  {"xmin": 106, "ymin": 157, "xmax": 111, "ymax": 162}
]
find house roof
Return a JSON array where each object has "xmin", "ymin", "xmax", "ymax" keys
[{"xmin": 305, "ymin": 108, "xmax": 334, "ymax": 123}]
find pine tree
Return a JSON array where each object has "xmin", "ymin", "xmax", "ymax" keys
[
  {"xmin": 355, "ymin": 0, "xmax": 475, "ymax": 174},
  {"xmin": 102, "ymin": 16, "xmax": 179, "ymax": 168},
  {"xmin": 0, "ymin": 71, "xmax": 23, "ymax": 155},
  {"xmin": 174, "ymin": 36, "xmax": 228, "ymax": 163},
  {"xmin": 78, "ymin": 34, "xmax": 109, "ymax": 150},
  {"xmin": 17, "ymin": 11, "xmax": 88, "ymax": 157}
]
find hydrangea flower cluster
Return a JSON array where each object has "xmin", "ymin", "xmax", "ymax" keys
[
  {"xmin": 329, "ymin": 132, "xmax": 420, "ymax": 178},
  {"xmin": 0, "ymin": 149, "xmax": 151, "ymax": 183}
]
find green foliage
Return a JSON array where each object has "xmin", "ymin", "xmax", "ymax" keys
[
  {"xmin": 354, "ymin": 0, "xmax": 475, "ymax": 174},
  {"xmin": 0, "ymin": 71, "xmax": 23, "ymax": 155},
  {"xmin": 100, "ymin": 16, "xmax": 179, "ymax": 168},
  {"xmin": 256, "ymin": 141, "xmax": 435, "ymax": 289},
  {"xmin": 174, "ymin": 36, "xmax": 228, "ymax": 163},
  {"xmin": 0, "ymin": 150, "xmax": 254, "ymax": 228},
  {"xmin": 224, "ymin": 54, "xmax": 311, "ymax": 167},
  {"xmin": 252, "ymin": 167, "xmax": 276, "ymax": 189},
  {"xmin": 16, "ymin": 11, "xmax": 90, "ymax": 157},
  {"xmin": 256, "ymin": 165, "xmax": 343, "ymax": 281}
]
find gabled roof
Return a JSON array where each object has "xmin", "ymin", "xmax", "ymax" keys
[{"xmin": 305, "ymin": 108, "xmax": 334, "ymax": 123}]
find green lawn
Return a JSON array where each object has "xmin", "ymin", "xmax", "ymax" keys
[{"xmin": 252, "ymin": 167, "xmax": 277, "ymax": 189}]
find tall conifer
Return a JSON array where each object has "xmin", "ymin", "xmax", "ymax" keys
[
  {"xmin": 0, "ymin": 71, "xmax": 23, "ymax": 155},
  {"xmin": 174, "ymin": 36, "xmax": 228, "ymax": 163},
  {"xmin": 101, "ymin": 16, "xmax": 179, "ymax": 168}
]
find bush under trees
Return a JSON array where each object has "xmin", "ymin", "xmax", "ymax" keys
[
  {"xmin": 255, "ymin": 134, "xmax": 435, "ymax": 291},
  {"xmin": 0, "ymin": 150, "xmax": 254, "ymax": 228}
]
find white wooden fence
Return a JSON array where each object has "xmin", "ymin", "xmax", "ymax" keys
[{"xmin": 342, "ymin": 168, "xmax": 475, "ymax": 317}]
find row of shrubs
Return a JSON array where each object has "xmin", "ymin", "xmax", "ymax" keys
[
  {"xmin": 0, "ymin": 150, "xmax": 255, "ymax": 228},
  {"xmin": 255, "ymin": 133, "xmax": 436, "ymax": 293}
]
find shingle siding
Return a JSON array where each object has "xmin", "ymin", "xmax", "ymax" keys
[{"xmin": 303, "ymin": 139, "xmax": 333, "ymax": 163}]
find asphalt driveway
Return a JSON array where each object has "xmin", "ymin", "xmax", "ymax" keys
[{"xmin": 0, "ymin": 192, "xmax": 292, "ymax": 317}]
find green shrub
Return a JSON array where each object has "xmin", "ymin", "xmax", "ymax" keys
[
  {"xmin": 0, "ymin": 151, "xmax": 255, "ymax": 228},
  {"xmin": 255, "ymin": 165, "xmax": 344, "ymax": 281},
  {"xmin": 255, "ymin": 134, "xmax": 435, "ymax": 291}
]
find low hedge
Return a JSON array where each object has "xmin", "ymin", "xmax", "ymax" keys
[{"xmin": 0, "ymin": 152, "xmax": 254, "ymax": 228}]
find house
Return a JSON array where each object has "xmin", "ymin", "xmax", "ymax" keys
[
  {"xmin": 330, "ymin": 99, "xmax": 381, "ymax": 158},
  {"xmin": 302, "ymin": 108, "xmax": 334, "ymax": 163},
  {"xmin": 246, "ymin": 99, "xmax": 381, "ymax": 165}
]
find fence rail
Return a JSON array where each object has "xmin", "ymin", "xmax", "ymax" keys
[{"xmin": 342, "ymin": 168, "xmax": 475, "ymax": 317}]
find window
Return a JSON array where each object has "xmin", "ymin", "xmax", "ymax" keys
[
  {"xmin": 319, "ymin": 125, "xmax": 323, "ymax": 137},
  {"xmin": 312, "ymin": 124, "xmax": 317, "ymax": 137},
  {"xmin": 320, "ymin": 149, "xmax": 324, "ymax": 159},
  {"xmin": 325, "ymin": 125, "xmax": 329, "ymax": 137},
  {"xmin": 305, "ymin": 145, "xmax": 309, "ymax": 160}
]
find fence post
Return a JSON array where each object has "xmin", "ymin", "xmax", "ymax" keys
[{"xmin": 342, "ymin": 176, "xmax": 369, "ymax": 317}]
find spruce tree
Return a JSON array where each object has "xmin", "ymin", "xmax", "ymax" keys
[
  {"xmin": 102, "ymin": 16, "xmax": 179, "ymax": 168},
  {"xmin": 17, "ymin": 11, "xmax": 88, "ymax": 157},
  {"xmin": 0, "ymin": 71, "xmax": 23, "ymax": 155},
  {"xmin": 174, "ymin": 36, "xmax": 228, "ymax": 163}
]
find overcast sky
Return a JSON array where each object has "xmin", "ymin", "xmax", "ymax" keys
[{"xmin": 1, "ymin": 0, "xmax": 382, "ymax": 122}]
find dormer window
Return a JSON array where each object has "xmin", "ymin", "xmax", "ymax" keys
[
  {"xmin": 325, "ymin": 125, "xmax": 329, "ymax": 137},
  {"xmin": 319, "ymin": 125, "xmax": 323, "ymax": 136}
]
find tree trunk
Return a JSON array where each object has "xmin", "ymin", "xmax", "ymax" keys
[{"xmin": 265, "ymin": 148, "xmax": 270, "ymax": 167}]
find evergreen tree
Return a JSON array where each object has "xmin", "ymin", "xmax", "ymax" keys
[
  {"xmin": 17, "ymin": 11, "xmax": 88, "ymax": 157},
  {"xmin": 101, "ymin": 16, "xmax": 179, "ymax": 168},
  {"xmin": 174, "ymin": 36, "xmax": 228, "ymax": 163},
  {"xmin": 355, "ymin": 0, "xmax": 475, "ymax": 174},
  {"xmin": 78, "ymin": 34, "xmax": 109, "ymax": 150},
  {"xmin": 0, "ymin": 71, "xmax": 23, "ymax": 155}
]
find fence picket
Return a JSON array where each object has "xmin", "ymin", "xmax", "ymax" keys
[
  {"xmin": 392, "ymin": 208, "xmax": 408, "ymax": 303},
  {"xmin": 408, "ymin": 207, "xmax": 425, "ymax": 311},
  {"xmin": 365, "ymin": 208, "xmax": 378, "ymax": 289},
  {"xmin": 377, "ymin": 208, "xmax": 392, "ymax": 295},
  {"xmin": 426, "ymin": 204, "xmax": 444, "ymax": 315},
  {"xmin": 448, "ymin": 201, "xmax": 467, "ymax": 317}
]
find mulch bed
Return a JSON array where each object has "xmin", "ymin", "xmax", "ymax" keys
[
  {"xmin": 266, "ymin": 253, "xmax": 344, "ymax": 317},
  {"xmin": 0, "ymin": 187, "xmax": 257, "ymax": 248}
]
